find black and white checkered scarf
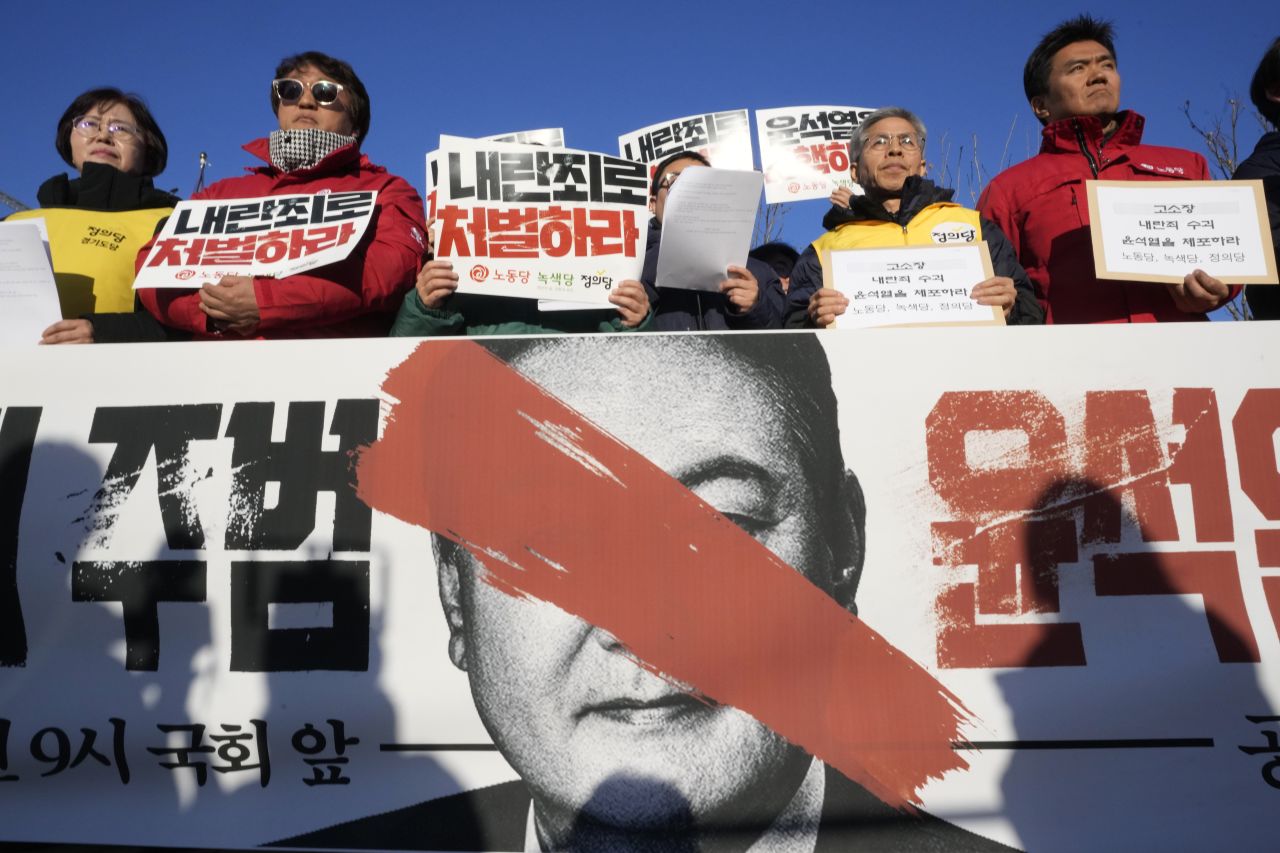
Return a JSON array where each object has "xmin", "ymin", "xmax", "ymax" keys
[{"xmin": 268, "ymin": 128, "xmax": 358, "ymax": 172}]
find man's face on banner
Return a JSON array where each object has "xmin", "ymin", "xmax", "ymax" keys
[{"xmin": 438, "ymin": 337, "xmax": 842, "ymax": 834}]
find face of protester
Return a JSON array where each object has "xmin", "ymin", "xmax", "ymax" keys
[
  {"xmin": 650, "ymin": 156, "xmax": 704, "ymax": 223},
  {"xmin": 274, "ymin": 64, "xmax": 356, "ymax": 137},
  {"xmin": 69, "ymin": 102, "xmax": 144, "ymax": 175},
  {"xmin": 854, "ymin": 117, "xmax": 926, "ymax": 202},
  {"xmin": 1032, "ymin": 39, "xmax": 1121, "ymax": 125},
  {"xmin": 438, "ymin": 337, "xmax": 834, "ymax": 838}
]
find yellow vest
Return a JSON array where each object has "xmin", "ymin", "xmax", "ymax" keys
[
  {"xmin": 8, "ymin": 206, "xmax": 172, "ymax": 317},
  {"xmin": 812, "ymin": 202, "xmax": 982, "ymax": 259}
]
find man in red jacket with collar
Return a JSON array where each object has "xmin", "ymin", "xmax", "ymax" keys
[
  {"xmin": 138, "ymin": 51, "xmax": 426, "ymax": 339},
  {"xmin": 978, "ymin": 15, "xmax": 1233, "ymax": 324}
]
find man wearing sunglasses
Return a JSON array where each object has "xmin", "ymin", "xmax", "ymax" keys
[
  {"xmin": 785, "ymin": 107, "xmax": 1043, "ymax": 328},
  {"xmin": 137, "ymin": 51, "xmax": 426, "ymax": 339}
]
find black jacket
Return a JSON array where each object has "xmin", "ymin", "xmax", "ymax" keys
[
  {"xmin": 640, "ymin": 218, "xmax": 787, "ymax": 331},
  {"xmin": 1234, "ymin": 130, "xmax": 1280, "ymax": 320},
  {"xmin": 784, "ymin": 177, "xmax": 1044, "ymax": 327}
]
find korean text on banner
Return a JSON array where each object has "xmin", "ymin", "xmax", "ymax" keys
[
  {"xmin": 618, "ymin": 110, "xmax": 754, "ymax": 177},
  {"xmin": 825, "ymin": 242, "xmax": 1003, "ymax": 328},
  {"xmin": 433, "ymin": 136, "xmax": 648, "ymax": 305},
  {"xmin": 756, "ymin": 105, "xmax": 876, "ymax": 203},
  {"xmin": 1086, "ymin": 179, "xmax": 1280, "ymax": 285},
  {"xmin": 133, "ymin": 191, "xmax": 377, "ymax": 289},
  {"xmin": 655, "ymin": 166, "xmax": 763, "ymax": 292}
]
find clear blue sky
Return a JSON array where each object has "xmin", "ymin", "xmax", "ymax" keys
[{"xmin": 4, "ymin": 0, "xmax": 1273, "ymax": 274}]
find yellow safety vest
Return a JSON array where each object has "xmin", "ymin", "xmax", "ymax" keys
[
  {"xmin": 812, "ymin": 202, "xmax": 982, "ymax": 256},
  {"xmin": 8, "ymin": 206, "xmax": 172, "ymax": 317}
]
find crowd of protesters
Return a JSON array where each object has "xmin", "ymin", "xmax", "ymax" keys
[{"xmin": 18, "ymin": 16, "xmax": 1280, "ymax": 345}]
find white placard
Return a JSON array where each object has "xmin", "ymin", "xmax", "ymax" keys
[
  {"xmin": 1087, "ymin": 180, "xmax": 1279, "ymax": 284},
  {"xmin": 482, "ymin": 128, "xmax": 566, "ymax": 147},
  {"xmin": 434, "ymin": 136, "xmax": 647, "ymax": 305},
  {"xmin": 618, "ymin": 110, "xmax": 754, "ymax": 175},
  {"xmin": 756, "ymin": 105, "xmax": 876, "ymax": 203},
  {"xmin": 827, "ymin": 243, "xmax": 1002, "ymax": 328},
  {"xmin": 655, "ymin": 166, "xmax": 763, "ymax": 292},
  {"xmin": 0, "ymin": 221, "xmax": 62, "ymax": 343},
  {"xmin": 133, "ymin": 192, "xmax": 378, "ymax": 289}
]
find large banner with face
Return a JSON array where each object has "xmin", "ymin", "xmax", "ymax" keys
[
  {"xmin": 756, "ymin": 105, "xmax": 876, "ymax": 203},
  {"xmin": 1, "ymin": 325, "xmax": 1278, "ymax": 851}
]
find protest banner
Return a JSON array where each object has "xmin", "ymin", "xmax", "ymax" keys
[
  {"xmin": 1, "ymin": 325, "xmax": 1278, "ymax": 851},
  {"xmin": 133, "ymin": 193, "xmax": 378, "ymax": 289},
  {"xmin": 618, "ymin": 110, "xmax": 754, "ymax": 177},
  {"xmin": 824, "ymin": 243, "xmax": 1004, "ymax": 328},
  {"xmin": 433, "ymin": 136, "xmax": 648, "ymax": 304},
  {"xmin": 1086, "ymin": 180, "xmax": 1280, "ymax": 285},
  {"xmin": 756, "ymin": 105, "xmax": 876, "ymax": 203},
  {"xmin": 481, "ymin": 128, "xmax": 566, "ymax": 148}
]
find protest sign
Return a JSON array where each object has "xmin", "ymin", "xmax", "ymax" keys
[
  {"xmin": 654, "ymin": 166, "xmax": 763, "ymax": 291},
  {"xmin": 825, "ymin": 243, "xmax": 1003, "ymax": 328},
  {"xmin": 1, "ymin": 326, "xmax": 1279, "ymax": 851},
  {"xmin": 1086, "ymin": 180, "xmax": 1279, "ymax": 285},
  {"xmin": 618, "ymin": 110, "xmax": 754, "ymax": 176},
  {"xmin": 481, "ymin": 128, "xmax": 566, "ymax": 147},
  {"xmin": 133, "ymin": 192, "xmax": 377, "ymax": 289},
  {"xmin": 0, "ymin": 221, "xmax": 60, "ymax": 344},
  {"xmin": 756, "ymin": 105, "xmax": 876, "ymax": 203},
  {"xmin": 433, "ymin": 136, "xmax": 648, "ymax": 304}
]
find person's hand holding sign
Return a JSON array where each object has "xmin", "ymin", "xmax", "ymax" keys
[
  {"xmin": 201, "ymin": 275, "xmax": 261, "ymax": 336},
  {"xmin": 416, "ymin": 260, "xmax": 459, "ymax": 309},
  {"xmin": 1165, "ymin": 269, "xmax": 1230, "ymax": 313},
  {"xmin": 720, "ymin": 265, "xmax": 759, "ymax": 314},
  {"xmin": 807, "ymin": 288, "xmax": 849, "ymax": 328},
  {"xmin": 610, "ymin": 280, "xmax": 650, "ymax": 328},
  {"xmin": 970, "ymin": 277, "xmax": 1017, "ymax": 317}
]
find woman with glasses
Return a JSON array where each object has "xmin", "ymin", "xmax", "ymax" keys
[
  {"xmin": 10, "ymin": 87, "xmax": 180, "ymax": 344},
  {"xmin": 136, "ymin": 51, "xmax": 426, "ymax": 339}
]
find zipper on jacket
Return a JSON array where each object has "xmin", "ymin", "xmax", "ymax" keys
[{"xmin": 1072, "ymin": 120, "xmax": 1100, "ymax": 178}]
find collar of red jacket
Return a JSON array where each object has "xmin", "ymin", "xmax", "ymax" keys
[
  {"xmin": 1040, "ymin": 109, "xmax": 1145, "ymax": 154},
  {"xmin": 240, "ymin": 136, "xmax": 380, "ymax": 179}
]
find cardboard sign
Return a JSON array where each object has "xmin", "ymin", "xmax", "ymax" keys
[
  {"xmin": 825, "ymin": 242, "xmax": 1003, "ymax": 328},
  {"xmin": 1086, "ymin": 179, "xmax": 1279, "ymax": 284},
  {"xmin": 618, "ymin": 109, "xmax": 754, "ymax": 177}
]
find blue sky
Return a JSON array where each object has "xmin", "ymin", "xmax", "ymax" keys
[{"xmin": 4, "ymin": 0, "xmax": 1273, "ymax": 296}]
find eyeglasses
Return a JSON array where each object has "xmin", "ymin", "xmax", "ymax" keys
[
  {"xmin": 655, "ymin": 170, "xmax": 684, "ymax": 191},
  {"xmin": 273, "ymin": 78, "xmax": 345, "ymax": 105},
  {"xmin": 72, "ymin": 115, "xmax": 140, "ymax": 141},
  {"xmin": 864, "ymin": 133, "xmax": 923, "ymax": 151}
]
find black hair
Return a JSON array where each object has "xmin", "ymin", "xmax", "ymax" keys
[
  {"xmin": 272, "ymin": 51, "xmax": 371, "ymax": 143},
  {"xmin": 468, "ymin": 334, "xmax": 867, "ymax": 610},
  {"xmin": 1023, "ymin": 14, "xmax": 1117, "ymax": 106},
  {"xmin": 649, "ymin": 149, "xmax": 712, "ymax": 197},
  {"xmin": 1250, "ymin": 37, "xmax": 1280, "ymax": 128},
  {"xmin": 55, "ymin": 87, "xmax": 168, "ymax": 177},
  {"xmin": 748, "ymin": 242, "xmax": 801, "ymax": 279}
]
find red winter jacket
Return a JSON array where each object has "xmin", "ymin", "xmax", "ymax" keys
[
  {"xmin": 137, "ymin": 139, "xmax": 426, "ymax": 338},
  {"xmin": 979, "ymin": 111, "xmax": 1229, "ymax": 324}
]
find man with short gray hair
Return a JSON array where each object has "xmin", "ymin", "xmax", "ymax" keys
[{"xmin": 786, "ymin": 107, "xmax": 1043, "ymax": 327}]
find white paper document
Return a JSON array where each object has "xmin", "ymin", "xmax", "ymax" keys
[
  {"xmin": 0, "ymin": 221, "xmax": 62, "ymax": 344},
  {"xmin": 655, "ymin": 167, "xmax": 763, "ymax": 292},
  {"xmin": 827, "ymin": 243, "xmax": 1002, "ymax": 329}
]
